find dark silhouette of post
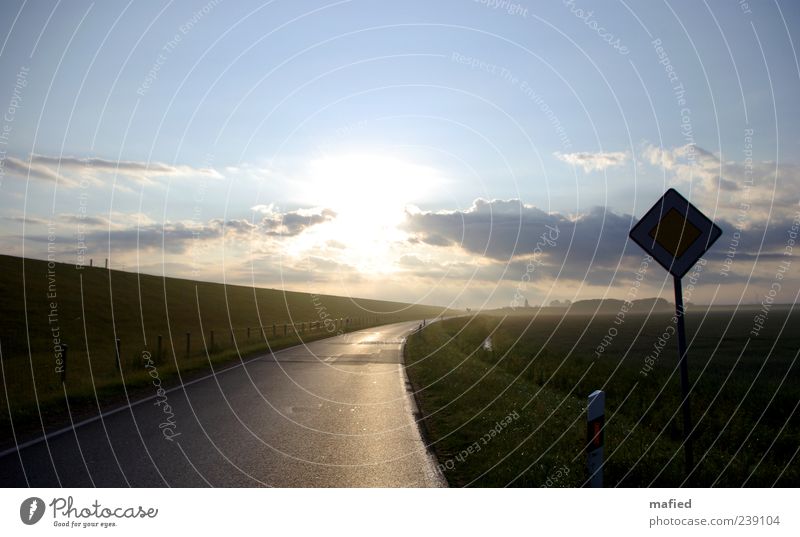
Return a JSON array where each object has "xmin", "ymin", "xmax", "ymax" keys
[
  {"xmin": 157, "ymin": 334, "xmax": 163, "ymax": 363},
  {"xmin": 283, "ymin": 323, "xmax": 287, "ymax": 337},
  {"xmin": 115, "ymin": 338, "xmax": 121, "ymax": 371},
  {"xmin": 247, "ymin": 327, "xmax": 250, "ymax": 339},
  {"xmin": 186, "ymin": 332, "xmax": 191, "ymax": 357},
  {"xmin": 210, "ymin": 330, "xmax": 215, "ymax": 350},
  {"xmin": 673, "ymin": 276, "xmax": 693, "ymax": 474}
]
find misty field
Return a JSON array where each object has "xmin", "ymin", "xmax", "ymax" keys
[
  {"xmin": 0, "ymin": 254, "xmax": 449, "ymax": 445},
  {"xmin": 405, "ymin": 308, "xmax": 799, "ymax": 487}
]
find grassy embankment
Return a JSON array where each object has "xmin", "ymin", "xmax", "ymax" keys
[
  {"xmin": 405, "ymin": 308, "xmax": 799, "ymax": 487},
  {"xmin": 0, "ymin": 254, "xmax": 450, "ymax": 444}
]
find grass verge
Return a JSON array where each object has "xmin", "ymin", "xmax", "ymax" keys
[{"xmin": 405, "ymin": 311, "xmax": 799, "ymax": 487}]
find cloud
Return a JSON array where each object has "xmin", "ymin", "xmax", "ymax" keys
[
  {"xmin": 3, "ymin": 156, "xmax": 76, "ymax": 185},
  {"xmin": 251, "ymin": 205, "xmax": 337, "ymax": 236},
  {"xmin": 416, "ymin": 233, "xmax": 453, "ymax": 247},
  {"xmin": 403, "ymin": 198, "xmax": 572, "ymax": 262},
  {"xmin": 2, "ymin": 215, "xmax": 51, "ymax": 225},
  {"xmin": 2, "ymin": 153, "xmax": 222, "ymax": 186},
  {"xmin": 58, "ymin": 206, "xmax": 334, "ymax": 253},
  {"xmin": 640, "ymin": 142, "xmax": 800, "ymax": 220},
  {"xmin": 32, "ymin": 154, "xmax": 222, "ymax": 178},
  {"xmin": 402, "ymin": 196, "xmax": 800, "ymax": 293},
  {"xmin": 554, "ymin": 150, "xmax": 629, "ymax": 172}
]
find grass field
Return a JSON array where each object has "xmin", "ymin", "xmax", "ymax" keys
[
  {"xmin": 405, "ymin": 307, "xmax": 800, "ymax": 487},
  {"xmin": 0, "ymin": 254, "xmax": 451, "ymax": 444}
]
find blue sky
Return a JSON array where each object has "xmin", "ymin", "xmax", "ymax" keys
[{"xmin": 1, "ymin": 0, "xmax": 799, "ymax": 308}]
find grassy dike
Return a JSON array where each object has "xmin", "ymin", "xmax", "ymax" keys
[
  {"xmin": 0, "ymin": 254, "xmax": 451, "ymax": 446},
  {"xmin": 405, "ymin": 313, "xmax": 800, "ymax": 487}
]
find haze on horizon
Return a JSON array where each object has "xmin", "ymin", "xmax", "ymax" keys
[{"xmin": 1, "ymin": 0, "xmax": 798, "ymax": 310}]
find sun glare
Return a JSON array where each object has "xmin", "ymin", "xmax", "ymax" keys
[{"xmin": 286, "ymin": 153, "xmax": 444, "ymax": 273}]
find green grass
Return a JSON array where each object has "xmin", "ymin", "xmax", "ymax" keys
[
  {"xmin": 0, "ymin": 254, "xmax": 451, "ymax": 443},
  {"xmin": 405, "ymin": 308, "xmax": 800, "ymax": 487}
]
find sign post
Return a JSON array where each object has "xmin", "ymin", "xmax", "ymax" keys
[
  {"xmin": 587, "ymin": 390, "xmax": 605, "ymax": 488},
  {"xmin": 629, "ymin": 188, "xmax": 722, "ymax": 476},
  {"xmin": 673, "ymin": 275, "xmax": 692, "ymax": 471}
]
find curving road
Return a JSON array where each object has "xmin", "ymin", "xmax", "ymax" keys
[{"xmin": 0, "ymin": 321, "xmax": 445, "ymax": 487}]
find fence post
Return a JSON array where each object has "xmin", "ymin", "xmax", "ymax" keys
[
  {"xmin": 273, "ymin": 323, "xmax": 276, "ymax": 337},
  {"xmin": 247, "ymin": 327, "xmax": 251, "ymax": 339},
  {"xmin": 61, "ymin": 343, "xmax": 68, "ymax": 384},
  {"xmin": 157, "ymin": 334, "xmax": 163, "ymax": 363},
  {"xmin": 186, "ymin": 332, "xmax": 191, "ymax": 357},
  {"xmin": 284, "ymin": 323, "xmax": 287, "ymax": 336},
  {"xmin": 115, "ymin": 338, "xmax": 121, "ymax": 371}
]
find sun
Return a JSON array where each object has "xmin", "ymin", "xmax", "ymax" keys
[
  {"xmin": 306, "ymin": 152, "xmax": 440, "ymax": 223},
  {"xmin": 288, "ymin": 152, "xmax": 444, "ymax": 273}
]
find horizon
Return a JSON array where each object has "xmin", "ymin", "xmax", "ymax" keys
[{"xmin": 4, "ymin": 252, "xmax": 791, "ymax": 310}]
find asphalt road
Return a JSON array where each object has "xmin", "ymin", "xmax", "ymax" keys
[{"xmin": 0, "ymin": 321, "xmax": 445, "ymax": 487}]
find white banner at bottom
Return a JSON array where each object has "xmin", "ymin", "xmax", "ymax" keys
[{"xmin": 0, "ymin": 488, "xmax": 795, "ymax": 536}]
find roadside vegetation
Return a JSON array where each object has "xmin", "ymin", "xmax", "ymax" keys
[{"xmin": 405, "ymin": 308, "xmax": 799, "ymax": 487}]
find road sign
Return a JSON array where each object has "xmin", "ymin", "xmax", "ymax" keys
[
  {"xmin": 587, "ymin": 390, "xmax": 605, "ymax": 488},
  {"xmin": 629, "ymin": 188, "xmax": 722, "ymax": 278},
  {"xmin": 629, "ymin": 188, "xmax": 722, "ymax": 478}
]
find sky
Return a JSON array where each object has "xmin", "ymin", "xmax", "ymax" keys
[{"xmin": 1, "ymin": 0, "xmax": 799, "ymax": 309}]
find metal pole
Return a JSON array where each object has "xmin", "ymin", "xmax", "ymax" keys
[{"xmin": 673, "ymin": 276, "xmax": 693, "ymax": 475}]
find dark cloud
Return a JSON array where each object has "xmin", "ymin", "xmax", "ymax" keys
[
  {"xmin": 401, "ymin": 198, "xmax": 779, "ymax": 286},
  {"xmin": 267, "ymin": 208, "xmax": 336, "ymax": 236},
  {"xmin": 404, "ymin": 198, "xmax": 638, "ymax": 266},
  {"xmin": 417, "ymin": 233, "xmax": 453, "ymax": 247},
  {"xmin": 24, "ymin": 206, "xmax": 337, "ymax": 255}
]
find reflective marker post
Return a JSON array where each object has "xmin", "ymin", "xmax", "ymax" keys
[{"xmin": 587, "ymin": 390, "xmax": 605, "ymax": 488}]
